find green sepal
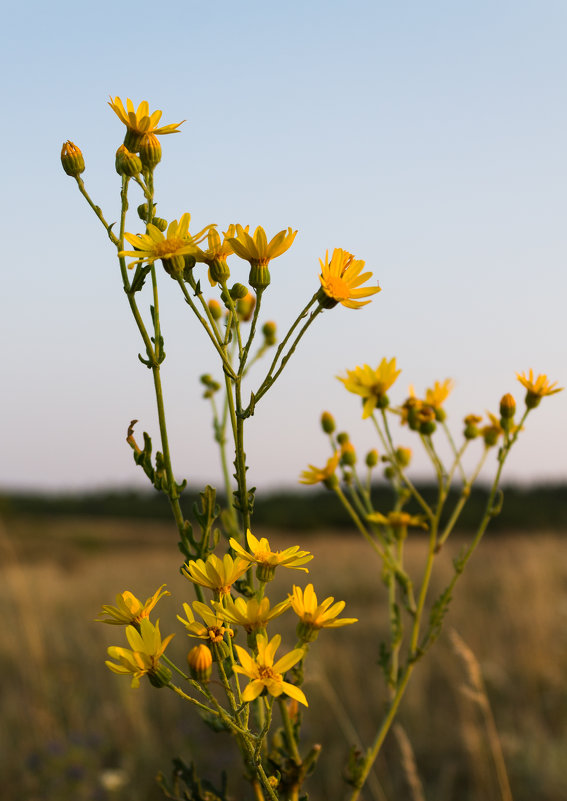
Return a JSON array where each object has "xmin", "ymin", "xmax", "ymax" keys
[{"xmin": 193, "ymin": 279, "xmax": 202, "ymax": 296}]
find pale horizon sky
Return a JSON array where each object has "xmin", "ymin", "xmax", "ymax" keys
[{"xmin": 2, "ymin": 1, "xmax": 566, "ymax": 494}]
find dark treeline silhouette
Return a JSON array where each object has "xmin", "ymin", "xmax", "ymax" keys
[{"xmin": 1, "ymin": 482, "xmax": 566, "ymax": 533}]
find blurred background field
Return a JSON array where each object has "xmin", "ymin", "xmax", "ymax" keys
[{"xmin": 3, "ymin": 500, "xmax": 567, "ymax": 801}]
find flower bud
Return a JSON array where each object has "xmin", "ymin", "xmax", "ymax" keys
[
  {"xmin": 187, "ymin": 644, "xmax": 212, "ymax": 683},
  {"xmin": 115, "ymin": 144, "xmax": 142, "ymax": 177},
  {"xmin": 61, "ymin": 141, "xmax": 85, "ymax": 176},
  {"xmin": 138, "ymin": 133, "xmax": 162, "ymax": 169},
  {"xmin": 230, "ymin": 283, "xmax": 248, "ymax": 300},
  {"xmin": 340, "ymin": 442, "xmax": 357, "ymax": 467},
  {"xmin": 499, "ymin": 393, "xmax": 516, "ymax": 419},
  {"xmin": 384, "ymin": 466, "xmax": 396, "ymax": 481},
  {"xmin": 463, "ymin": 414, "xmax": 482, "ymax": 440},
  {"xmin": 151, "ymin": 217, "xmax": 168, "ymax": 232},
  {"xmin": 209, "ymin": 259, "xmax": 231, "ymax": 284},
  {"xmin": 236, "ymin": 292, "xmax": 256, "ymax": 321},
  {"xmin": 208, "ymin": 299, "xmax": 222, "ymax": 320},
  {"xmin": 138, "ymin": 203, "xmax": 150, "ymax": 221},
  {"xmin": 148, "ymin": 663, "xmax": 172, "ymax": 688},
  {"xmin": 336, "ymin": 432, "xmax": 350, "ymax": 446},
  {"xmin": 365, "ymin": 449, "xmax": 379, "ymax": 468},
  {"xmin": 320, "ymin": 411, "xmax": 336, "ymax": 434},
  {"xmin": 395, "ymin": 447, "xmax": 412, "ymax": 468},
  {"xmin": 262, "ymin": 321, "xmax": 277, "ymax": 345}
]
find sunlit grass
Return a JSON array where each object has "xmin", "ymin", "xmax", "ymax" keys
[{"xmin": 2, "ymin": 516, "xmax": 566, "ymax": 800}]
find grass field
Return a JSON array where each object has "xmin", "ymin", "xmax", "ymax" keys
[{"xmin": 2, "ymin": 515, "xmax": 566, "ymax": 801}]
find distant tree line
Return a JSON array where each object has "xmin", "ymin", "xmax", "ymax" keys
[{"xmin": 1, "ymin": 483, "xmax": 566, "ymax": 533}]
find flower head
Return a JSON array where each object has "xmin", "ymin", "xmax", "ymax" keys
[
  {"xmin": 233, "ymin": 632, "xmax": 307, "ymax": 706},
  {"xmin": 318, "ymin": 248, "xmax": 380, "ymax": 309},
  {"xmin": 192, "ymin": 225, "xmax": 241, "ymax": 286},
  {"xmin": 289, "ymin": 584, "xmax": 357, "ymax": 642},
  {"xmin": 177, "ymin": 601, "xmax": 233, "ymax": 643},
  {"xmin": 213, "ymin": 595, "xmax": 290, "ymax": 636},
  {"xmin": 481, "ymin": 412, "xmax": 504, "ymax": 447},
  {"xmin": 105, "ymin": 618, "xmax": 174, "ymax": 688},
  {"xmin": 338, "ymin": 358, "xmax": 401, "ymax": 418},
  {"xmin": 367, "ymin": 511, "xmax": 428, "ymax": 531},
  {"xmin": 229, "ymin": 531, "xmax": 312, "ymax": 581},
  {"xmin": 228, "ymin": 225, "xmax": 297, "ymax": 266},
  {"xmin": 227, "ymin": 225, "xmax": 297, "ymax": 290},
  {"xmin": 425, "ymin": 379, "xmax": 454, "ymax": 420},
  {"xmin": 108, "ymin": 96, "xmax": 184, "ymax": 151},
  {"xmin": 119, "ymin": 214, "xmax": 214, "ymax": 273},
  {"xmin": 299, "ymin": 452, "xmax": 340, "ymax": 487},
  {"xmin": 516, "ymin": 370, "xmax": 563, "ymax": 409},
  {"xmin": 182, "ymin": 553, "xmax": 249, "ymax": 596},
  {"xmin": 97, "ymin": 584, "xmax": 170, "ymax": 626}
]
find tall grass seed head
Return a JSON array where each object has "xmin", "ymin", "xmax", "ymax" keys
[{"xmin": 61, "ymin": 140, "xmax": 85, "ymax": 176}]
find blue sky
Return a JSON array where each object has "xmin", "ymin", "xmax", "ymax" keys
[{"xmin": 2, "ymin": 0, "xmax": 566, "ymax": 492}]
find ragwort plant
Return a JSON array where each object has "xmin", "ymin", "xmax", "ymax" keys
[{"xmin": 62, "ymin": 97, "xmax": 562, "ymax": 801}]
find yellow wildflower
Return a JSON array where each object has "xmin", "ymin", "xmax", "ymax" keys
[
  {"xmin": 318, "ymin": 248, "xmax": 380, "ymax": 309},
  {"xmin": 233, "ymin": 633, "xmax": 307, "ymax": 706},
  {"xmin": 182, "ymin": 553, "xmax": 249, "ymax": 595},
  {"xmin": 228, "ymin": 224, "xmax": 297, "ymax": 266},
  {"xmin": 516, "ymin": 369, "xmax": 563, "ymax": 409},
  {"xmin": 289, "ymin": 583, "xmax": 357, "ymax": 643},
  {"xmin": 425, "ymin": 379, "xmax": 454, "ymax": 421},
  {"xmin": 108, "ymin": 96, "xmax": 184, "ymax": 151},
  {"xmin": 481, "ymin": 412, "xmax": 504, "ymax": 447},
  {"xmin": 213, "ymin": 596, "xmax": 290, "ymax": 635},
  {"xmin": 105, "ymin": 618, "xmax": 174, "ymax": 688},
  {"xmin": 367, "ymin": 511, "xmax": 428, "ymax": 531},
  {"xmin": 96, "ymin": 584, "xmax": 170, "ymax": 626},
  {"xmin": 192, "ymin": 225, "xmax": 240, "ymax": 286},
  {"xmin": 227, "ymin": 224, "xmax": 297, "ymax": 290},
  {"xmin": 338, "ymin": 358, "xmax": 401, "ymax": 418},
  {"xmin": 229, "ymin": 530, "xmax": 312, "ymax": 581},
  {"xmin": 299, "ymin": 452, "xmax": 340, "ymax": 487},
  {"xmin": 119, "ymin": 214, "xmax": 213, "ymax": 273},
  {"xmin": 177, "ymin": 601, "xmax": 233, "ymax": 643}
]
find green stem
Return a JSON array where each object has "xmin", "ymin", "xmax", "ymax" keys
[
  {"xmin": 176, "ymin": 277, "xmax": 236, "ymax": 379},
  {"xmin": 251, "ymin": 293, "xmax": 321, "ymax": 408}
]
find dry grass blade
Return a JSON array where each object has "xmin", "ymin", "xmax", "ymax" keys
[
  {"xmin": 393, "ymin": 723, "xmax": 425, "ymax": 801},
  {"xmin": 450, "ymin": 628, "xmax": 514, "ymax": 801}
]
